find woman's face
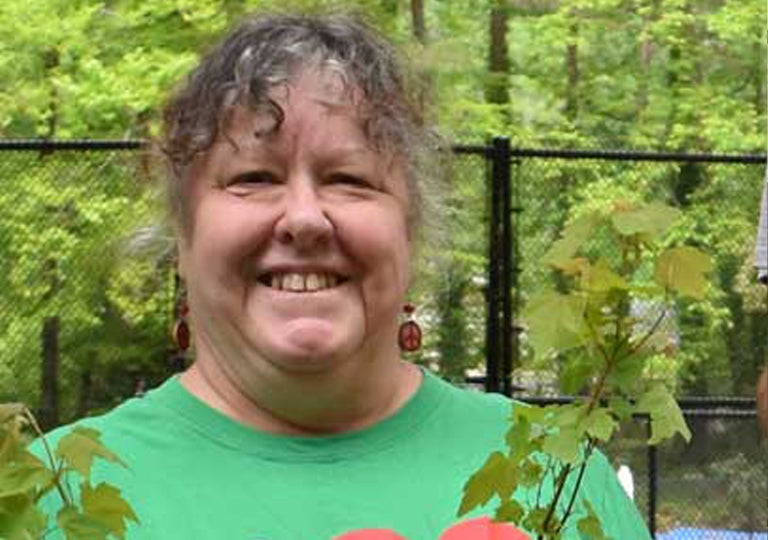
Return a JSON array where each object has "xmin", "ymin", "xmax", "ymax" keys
[{"xmin": 178, "ymin": 70, "xmax": 412, "ymax": 382}]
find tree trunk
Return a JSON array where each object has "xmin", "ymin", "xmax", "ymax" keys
[
  {"xmin": 564, "ymin": 19, "xmax": 579, "ymax": 122},
  {"xmin": 486, "ymin": 0, "xmax": 510, "ymax": 105},
  {"xmin": 636, "ymin": 26, "xmax": 652, "ymax": 118},
  {"xmin": 411, "ymin": 0, "xmax": 426, "ymax": 44},
  {"xmin": 753, "ymin": 38, "xmax": 765, "ymax": 128},
  {"xmin": 77, "ymin": 369, "xmax": 93, "ymax": 419}
]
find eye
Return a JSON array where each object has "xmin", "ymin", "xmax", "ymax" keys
[
  {"xmin": 328, "ymin": 173, "xmax": 371, "ymax": 189},
  {"xmin": 229, "ymin": 171, "xmax": 278, "ymax": 186}
]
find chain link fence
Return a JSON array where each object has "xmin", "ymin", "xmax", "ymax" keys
[
  {"xmin": 510, "ymin": 149, "xmax": 768, "ymax": 396},
  {"xmin": 0, "ymin": 140, "xmax": 765, "ymax": 537},
  {"xmin": 507, "ymin": 147, "xmax": 767, "ymax": 538},
  {"xmin": 0, "ymin": 141, "xmax": 174, "ymax": 427}
]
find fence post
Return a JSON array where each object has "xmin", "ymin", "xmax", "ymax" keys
[
  {"xmin": 40, "ymin": 316, "xmax": 60, "ymax": 430},
  {"xmin": 485, "ymin": 137, "xmax": 512, "ymax": 394},
  {"xmin": 647, "ymin": 418, "xmax": 658, "ymax": 538}
]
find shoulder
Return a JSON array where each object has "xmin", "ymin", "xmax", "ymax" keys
[
  {"xmin": 419, "ymin": 370, "xmax": 525, "ymax": 444},
  {"xmin": 32, "ymin": 377, "xmax": 180, "ymax": 462},
  {"xmin": 423, "ymin": 370, "xmax": 513, "ymax": 417}
]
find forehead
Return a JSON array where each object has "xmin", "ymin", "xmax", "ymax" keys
[{"xmin": 213, "ymin": 70, "xmax": 385, "ymax": 163}]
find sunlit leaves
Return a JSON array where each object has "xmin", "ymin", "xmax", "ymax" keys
[
  {"xmin": 581, "ymin": 408, "xmax": 617, "ymax": 442},
  {"xmin": 81, "ymin": 483, "xmax": 138, "ymax": 540},
  {"xmin": 56, "ymin": 427, "xmax": 125, "ymax": 482},
  {"xmin": 464, "ymin": 200, "xmax": 703, "ymax": 538},
  {"xmin": 0, "ymin": 493, "xmax": 47, "ymax": 540},
  {"xmin": 655, "ymin": 246, "xmax": 713, "ymax": 299},
  {"xmin": 635, "ymin": 384, "xmax": 692, "ymax": 445},
  {"xmin": 577, "ymin": 501, "xmax": 609, "ymax": 540},
  {"xmin": 523, "ymin": 292, "xmax": 588, "ymax": 356},
  {"xmin": 458, "ymin": 452, "xmax": 517, "ymax": 516},
  {"xmin": 0, "ymin": 406, "xmax": 137, "ymax": 539},
  {"xmin": 543, "ymin": 214, "xmax": 600, "ymax": 269},
  {"xmin": 579, "ymin": 258, "xmax": 626, "ymax": 293},
  {"xmin": 0, "ymin": 456, "xmax": 53, "ymax": 498},
  {"xmin": 611, "ymin": 202, "xmax": 680, "ymax": 239}
]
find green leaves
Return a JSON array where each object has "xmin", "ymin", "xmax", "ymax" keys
[
  {"xmin": 523, "ymin": 292, "xmax": 588, "ymax": 356},
  {"xmin": 54, "ymin": 483, "xmax": 139, "ymax": 540},
  {"xmin": 0, "ymin": 406, "xmax": 137, "ymax": 540},
  {"xmin": 463, "ymin": 200, "xmax": 705, "ymax": 539},
  {"xmin": 458, "ymin": 451, "xmax": 517, "ymax": 516},
  {"xmin": 0, "ymin": 454, "xmax": 53, "ymax": 498},
  {"xmin": 611, "ymin": 203, "xmax": 680, "ymax": 239},
  {"xmin": 0, "ymin": 493, "xmax": 47, "ymax": 540},
  {"xmin": 635, "ymin": 384, "xmax": 692, "ymax": 445},
  {"xmin": 543, "ymin": 214, "xmax": 600, "ymax": 269},
  {"xmin": 56, "ymin": 427, "xmax": 126, "ymax": 482},
  {"xmin": 655, "ymin": 246, "xmax": 713, "ymax": 299},
  {"xmin": 577, "ymin": 501, "xmax": 609, "ymax": 540},
  {"xmin": 81, "ymin": 483, "xmax": 138, "ymax": 540}
]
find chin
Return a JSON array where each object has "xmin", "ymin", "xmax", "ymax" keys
[
  {"xmin": 262, "ymin": 333, "xmax": 359, "ymax": 375},
  {"xmin": 266, "ymin": 350, "xmax": 350, "ymax": 376}
]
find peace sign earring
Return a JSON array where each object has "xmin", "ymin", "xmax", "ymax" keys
[{"xmin": 398, "ymin": 302, "xmax": 422, "ymax": 352}]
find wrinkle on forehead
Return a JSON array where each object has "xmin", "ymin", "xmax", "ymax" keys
[{"xmin": 218, "ymin": 70, "xmax": 368, "ymax": 157}]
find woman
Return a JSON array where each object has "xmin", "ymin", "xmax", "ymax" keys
[{"xmin": 42, "ymin": 13, "xmax": 649, "ymax": 539}]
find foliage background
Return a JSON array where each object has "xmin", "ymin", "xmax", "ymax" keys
[
  {"xmin": 0, "ymin": 0, "xmax": 765, "ymax": 533},
  {"xmin": 1, "ymin": 0, "xmax": 766, "ymax": 410}
]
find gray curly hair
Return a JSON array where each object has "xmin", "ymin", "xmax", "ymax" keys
[{"xmin": 161, "ymin": 12, "xmax": 437, "ymax": 236}]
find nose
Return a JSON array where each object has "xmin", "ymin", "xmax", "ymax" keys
[{"xmin": 274, "ymin": 175, "xmax": 333, "ymax": 250}]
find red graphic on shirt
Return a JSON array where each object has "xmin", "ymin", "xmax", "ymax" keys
[{"xmin": 333, "ymin": 517, "xmax": 529, "ymax": 540}]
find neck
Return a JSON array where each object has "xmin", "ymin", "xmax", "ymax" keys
[{"xmin": 180, "ymin": 353, "xmax": 422, "ymax": 436}]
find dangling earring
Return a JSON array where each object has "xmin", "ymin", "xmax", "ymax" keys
[
  {"xmin": 398, "ymin": 302, "xmax": 422, "ymax": 352},
  {"xmin": 170, "ymin": 274, "xmax": 190, "ymax": 372}
]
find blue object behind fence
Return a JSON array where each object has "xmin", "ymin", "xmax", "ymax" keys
[{"xmin": 658, "ymin": 528, "xmax": 768, "ymax": 540}]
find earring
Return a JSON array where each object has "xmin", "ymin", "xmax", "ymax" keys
[
  {"xmin": 170, "ymin": 276, "xmax": 190, "ymax": 372},
  {"xmin": 398, "ymin": 302, "xmax": 422, "ymax": 352},
  {"xmin": 172, "ymin": 300, "xmax": 190, "ymax": 352}
]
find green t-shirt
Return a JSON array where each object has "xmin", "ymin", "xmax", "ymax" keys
[{"xmin": 40, "ymin": 370, "xmax": 650, "ymax": 540}]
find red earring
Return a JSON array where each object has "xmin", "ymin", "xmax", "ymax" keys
[{"xmin": 398, "ymin": 303, "xmax": 422, "ymax": 352}]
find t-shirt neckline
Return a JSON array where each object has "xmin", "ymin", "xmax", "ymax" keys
[{"xmin": 146, "ymin": 367, "xmax": 447, "ymax": 462}]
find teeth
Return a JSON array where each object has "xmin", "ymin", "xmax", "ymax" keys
[
  {"xmin": 305, "ymin": 273, "xmax": 320, "ymax": 291},
  {"xmin": 289, "ymin": 273, "xmax": 304, "ymax": 291},
  {"xmin": 266, "ymin": 272, "xmax": 341, "ymax": 292}
]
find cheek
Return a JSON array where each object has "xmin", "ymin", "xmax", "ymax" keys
[
  {"xmin": 351, "ymin": 220, "xmax": 412, "ymax": 321},
  {"xmin": 186, "ymin": 197, "xmax": 275, "ymax": 283}
]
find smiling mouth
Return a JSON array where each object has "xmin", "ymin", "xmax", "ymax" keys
[{"xmin": 258, "ymin": 272, "xmax": 347, "ymax": 293}]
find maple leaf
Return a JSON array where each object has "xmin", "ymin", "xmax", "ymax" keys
[
  {"xmin": 57, "ymin": 504, "xmax": 110, "ymax": 540},
  {"xmin": 581, "ymin": 408, "xmax": 618, "ymax": 442},
  {"xmin": 81, "ymin": 482, "xmax": 139, "ymax": 540},
  {"xmin": 457, "ymin": 452, "xmax": 517, "ymax": 516},
  {"xmin": 522, "ymin": 292, "xmax": 589, "ymax": 357},
  {"xmin": 611, "ymin": 202, "xmax": 680, "ymax": 239},
  {"xmin": 579, "ymin": 258, "xmax": 626, "ymax": 293},
  {"xmin": 542, "ymin": 214, "xmax": 600, "ymax": 268},
  {"xmin": 55, "ymin": 427, "xmax": 126, "ymax": 481},
  {"xmin": 0, "ymin": 455, "xmax": 53, "ymax": 498},
  {"xmin": 576, "ymin": 501, "xmax": 611, "ymax": 540},
  {"xmin": 654, "ymin": 246, "xmax": 712, "ymax": 299},
  {"xmin": 635, "ymin": 384, "xmax": 691, "ymax": 445},
  {"xmin": 0, "ymin": 493, "xmax": 47, "ymax": 540}
]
